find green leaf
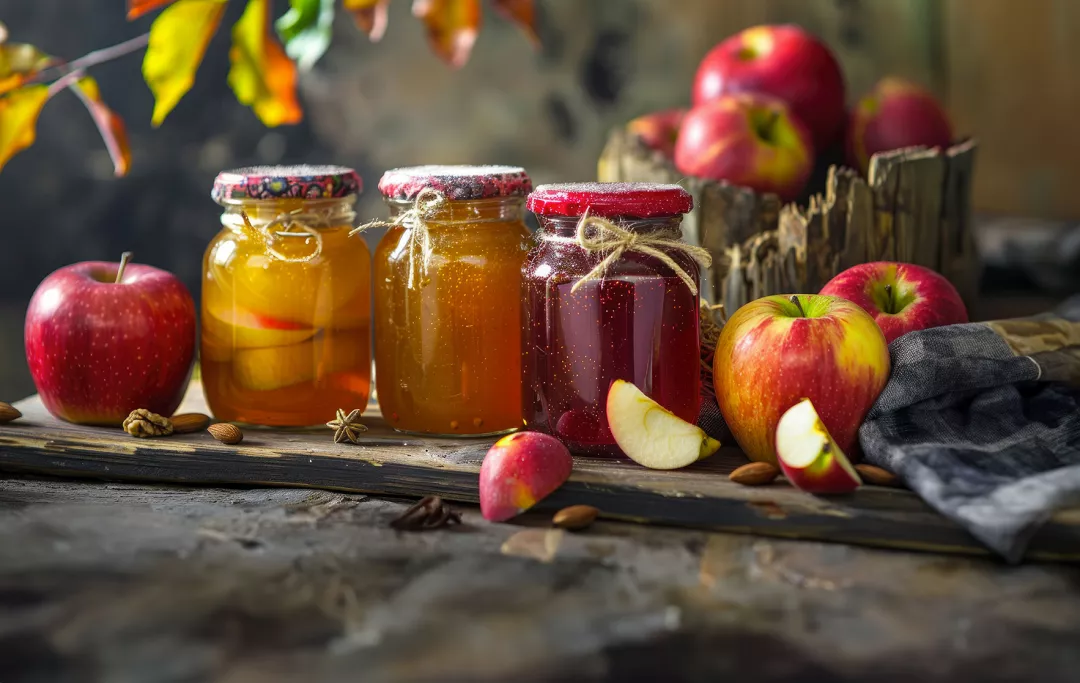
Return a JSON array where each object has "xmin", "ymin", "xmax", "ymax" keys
[{"xmin": 275, "ymin": 0, "xmax": 335, "ymax": 71}]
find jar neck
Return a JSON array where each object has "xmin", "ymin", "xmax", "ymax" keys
[
  {"xmin": 536, "ymin": 214, "xmax": 685, "ymax": 237},
  {"xmin": 218, "ymin": 196, "xmax": 357, "ymax": 232},
  {"xmin": 384, "ymin": 196, "xmax": 525, "ymax": 225}
]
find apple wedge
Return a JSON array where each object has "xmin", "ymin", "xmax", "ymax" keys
[
  {"xmin": 480, "ymin": 432, "xmax": 573, "ymax": 522},
  {"xmin": 606, "ymin": 379, "xmax": 721, "ymax": 469},
  {"xmin": 205, "ymin": 303, "xmax": 319, "ymax": 350},
  {"xmin": 775, "ymin": 398, "xmax": 862, "ymax": 494}
]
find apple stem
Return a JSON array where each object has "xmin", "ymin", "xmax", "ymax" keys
[
  {"xmin": 115, "ymin": 252, "xmax": 133, "ymax": 284},
  {"xmin": 822, "ymin": 442, "xmax": 831, "ymax": 454},
  {"xmin": 790, "ymin": 295, "xmax": 806, "ymax": 318},
  {"xmin": 884, "ymin": 284, "xmax": 894, "ymax": 314}
]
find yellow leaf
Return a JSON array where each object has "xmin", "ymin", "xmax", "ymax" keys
[
  {"xmin": 128, "ymin": 0, "xmax": 179, "ymax": 20},
  {"xmin": 412, "ymin": 0, "xmax": 481, "ymax": 68},
  {"xmin": 228, "ymin": 0, "xmax": 302, "ymax": 127},
  {"xmin": 72, "ymin": 76, "xmax": 132, "ymax": 177},
  {"xmin": 0, "ymin": 43, "xmax": 55, "ymax": 97},
  {"xmin": 343, "ymin": 0, "xmax": 390, "ymax": 41},
  {"xmin": 143, "ymin": 0, "xmax": 227, "ymax": 126},
  {"xmin": 492, "ymin": 0, "xmax": 538, "ymax": 46},
  {"xmin": 0, "ymin": 85, "xmax": 50, "ymax": 171}
]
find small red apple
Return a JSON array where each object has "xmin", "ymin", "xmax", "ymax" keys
[
  {"xmin": 846, "ymin": 77, "xmax": 953, "ymax": 175},
  {"xmin": 626, "ymin": 108, "xmax": 687, "ymax": 157},
  {"xmin": 479, "ymin": 431, "xmax": 573, "ymax": 522},
  {"xmin": 25, "ymin": 253, "xmax": 196, "ymax": 426},
  {"xmin": 776, "ymin": 398, "xmax": 861, "ymax": 494},
  {"xmin": 820, "ymin": 261, "xmax": 968, "ymax": 344},
  {"xmin": 675, "ymin": 93, "xmax": 814, "ymax": 202},
  {"xmin": 692, "ymin": 24, "xmax": 846, "ymax": 150}
]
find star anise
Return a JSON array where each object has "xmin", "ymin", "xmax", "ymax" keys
[
  {"xmin": 327, "ymin": 408, "xmax": 367, "ymax": 444},
  {"xmin": 390, "ymin": 496, "xmax": 462, "ymax": 531}
]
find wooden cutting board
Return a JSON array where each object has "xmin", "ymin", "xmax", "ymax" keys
[{"xmin": 1, "ymin": 381, "xmax": 1077, "ymax": 561}]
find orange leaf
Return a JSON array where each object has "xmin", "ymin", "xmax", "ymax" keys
[
  {"xmin": 412, "ymin": 0, "xmax": 481, "ymax": 68},
  {"xmin": 143, "ymin": 0, "xmax": 227, "ymax": 126},
  {"xmin": 72, "ymin": 76, "xmax": 132, "ymax": 177},
  {"xmin": 0, "ymin": 85, "xmax": 50, "ymax": 171},
  {"xmin": 343, "ymin": 0, "xmax": 390, "ymax": 41},
  {"xmin": 492, "ymin": 0, "xmax": 538, "ymax": 46},
  {"xmin": 228, "ymin": 0, "xmax": 302, "ymax": 127},
  {"xmin": 128, "ymin": 0, "xmax": 179, "ymax": 20},
  {"xmin": 0, "ymin": 43, "xmax": 55, "ymax": 96}
]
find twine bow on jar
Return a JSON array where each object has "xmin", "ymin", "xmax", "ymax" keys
[
  {"xmin": 350, "ymin": 187, "xmax": 447, "ymax": 289},
  {"xmin": 543, "ymin": 211, "xmax": 713, "ymax": 295},
  {"xmin": 226, "ymin": 205, "xmax": 355, "ymax": 263}
]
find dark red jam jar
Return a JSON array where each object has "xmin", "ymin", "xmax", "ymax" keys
[{"xmin": 522, "ymin": 182, "xmax": 702, "ymax": 456}]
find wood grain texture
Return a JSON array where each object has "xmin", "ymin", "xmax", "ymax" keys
[{"xmin": 1, "ymin": 382, "xmax": 1078, "ymax": 562}]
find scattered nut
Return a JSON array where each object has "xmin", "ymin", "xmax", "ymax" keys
[
  {"xmin": 208, "ymin": 423, "xmax": 243, "ymax": 445},
  {"xmin": 170, "ymin": 413, "xmax": 211, "ymax": 434},
  {"xmin": 855, "ymin": 464, "xmax": 900, "ymax": 487},
  {"xmin": 0, "ymin": 402, "xmax": 21, "ymax": 424},
  {"xmin": 729, "ymin": 461, "xmax": 780, "ymax": 486},
  {"xmin": 122, "ymin": 409, "xmax": 173, "ymax": 437},
  {"xmin": 552, "ymin": 505, "xmax": 599, "ymax": 530}
]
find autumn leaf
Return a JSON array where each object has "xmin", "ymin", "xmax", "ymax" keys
[
  {"xmin": 343, "ymin": 0, "xmax": 390, "ymax": 41},
  {"xmin": 412, "ymin": 0, "xmax": 481, "ymax": 68},
  {"xmin": 128, "ymin": 0, "xmax": 180, "ymax": 20},
  {"xmin": 71, "ymin": 76, "xmax": 132, "ymax": 176},
  {"xmin": 0, "ymin": 85, "xmax": 49, "ymax": 171},
  {"xmin": 492, "ymin": 0, "xmax": 538, "ymax": 46},
  {"xmin": 276, "ymin": 0, "xmax": 336, "ymax": 71},
  {"xmin": 143, "ymin": 0, "xmax": 227, "ymax": 126},
  {"xmin": 0, "ymin": 43, "xmax": 56, "ymax": 96},
  {"xmin": 229, "ymin": 0, "xmax": 302, "ymax": 127}
]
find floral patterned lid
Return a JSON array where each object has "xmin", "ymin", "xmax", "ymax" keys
[
  {"xmin": 526, "ymin": 182, "xmax": 694, "ymax": 218},
  {"xmin": 211, "ymin": 165, "xmax": 362, "ymax": 203},
  {"xmin": 378, "ymin": 165, "xmax": 532, "ymax": 201}
]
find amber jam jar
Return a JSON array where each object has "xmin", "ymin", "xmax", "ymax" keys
[
  {"xmin": 372, "ymin": 165, "xmax": 532, "ymax": 436},
  {"xmin": 202, "ymin": 165, "xmax": 371, "ymax": 427},
  {"xmin": 523, "ymin": 183, "xmax": 702, "ymax": 456}
]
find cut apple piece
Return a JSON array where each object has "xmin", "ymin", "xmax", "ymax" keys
[
  {"xmin": 775, "ymin": 398, "xmax": 862, "ymax": 494},
  {"xmin": 606, "ymin": 379, "xmax": 721, "ymax": 470},
  {"xmin": 232, "ymin": 331, "xmax": 369, "ymax": 392},
  {"xmin": 480, "ymin": 431, "xmax": 574, "ymax": 522},
  {"xmin": 205, "ymin": 303, "xmax": 319, "ymax": 349}
]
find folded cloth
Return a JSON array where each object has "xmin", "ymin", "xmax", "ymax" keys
[{"xmin": 859, "ymin": 296, "xmax": 1080, "ymax": 562}]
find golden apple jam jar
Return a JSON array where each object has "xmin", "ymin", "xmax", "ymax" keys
[
  {"xmin": 202, "ymin": 166, "xmax": 371, "ymax": 427},
  {"xmin": 370, "ymin": 165, "xmax": 532, "ymax": 436},
  {"xmin": 523, "ymin": 183, "xmax": 707, "ymax": 456}
]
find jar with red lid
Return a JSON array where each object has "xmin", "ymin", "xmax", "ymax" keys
[{"xmin": 522, "ymin": 182, "xmax": 704, "ymax": 455}]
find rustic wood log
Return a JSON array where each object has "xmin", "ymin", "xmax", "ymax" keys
[{"xmin": 598, "ymin": 128, "xmax": 981, "ymax": 309}]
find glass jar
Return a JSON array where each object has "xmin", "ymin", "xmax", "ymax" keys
[
  {"xmin": 523, "ymin": 182, "xmax": 702, "ymax": 456},
  {"xmin": 202, "ymin": 165, "xmax": 371, "ymax": 426},
  {"xmin": 373, "ymin": 165, "xmax": 532, "ymax": 436}
]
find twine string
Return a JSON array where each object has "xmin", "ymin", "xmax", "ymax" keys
[
  {"xmin": 350, "ymin": 188, "xmax": 447, "ymax": 289},
  {"xmin": 227, "ymin": 205, "xmax": 356, "ymax": 263}
]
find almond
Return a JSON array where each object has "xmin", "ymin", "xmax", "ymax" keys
[
  {"xmin": 552, "ymin": 505, "xmax": 599, "ymax": 530},
  {"xmin": 207, "ymin": 423, "xmax": 243, "ymax": 445},
  {"xmin": 855, "ymin": 464, "xmax": 900, "ymax": 487},
  {"xmin": 171, "ymin": 413, "xmax": 210, "ymax": 434},
  {"xmin": 0, "ymin": 402, "xmax": 21, "ymax": 424},
  {"xmin": 729, "ymin": 461, "xmax": 780, "ymax": 486}
]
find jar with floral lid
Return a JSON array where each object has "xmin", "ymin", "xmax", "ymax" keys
[
  {"xmin": 202, "ymin": 165, "xmax": 371, "ymax": 427},
  {"xmin": 368, "ymin": 165, "xmax": 532, "ymax": 436},
  {"xmin": 522, "ymin": 182, "xmax": 710, "ymax": 456}
]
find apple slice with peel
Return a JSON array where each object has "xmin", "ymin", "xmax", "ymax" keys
[
  {"xmin": 775, "ymin": 398, "xmax": 862, "ymax": 494},
  {"xmin": 606, "ymin": 379, "xmax": 721, "ymax": 469}
]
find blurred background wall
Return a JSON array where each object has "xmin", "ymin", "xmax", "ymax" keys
[{"xmin": 1, "ymin": 0, "xmax": 1078, "ymax": 397}]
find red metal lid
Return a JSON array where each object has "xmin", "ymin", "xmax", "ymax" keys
[
  {"xmin": 212, "ymin": 165, "xmax": 361, "ymax": 203},
  {"xmin": 378, "ymin": 165, "xmax": 532, "ymax": 201},
  {"xmin": 526, "ymin": 182, "xmax": 694, "ymax": 218}
]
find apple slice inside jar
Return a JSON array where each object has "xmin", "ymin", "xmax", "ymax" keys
[
  {"xmin": 232, "ymin": 330, "xmax": 369, "ymax": 391},
  {"xmin": 606, "ymin": 379, "xmax": 721, "ymax": 469},
  {"xmin": 205, "ymin": 303, "xmax": 320, "ymax": 350}
]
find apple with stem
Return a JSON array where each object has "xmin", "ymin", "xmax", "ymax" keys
[
  {"xmin": 606, "ymin": 379, "xmax": 721, "ymax": 470},
  {"xmin": 775, "ymin": 398, "xmax": 861, "ymax": 494},
  {"xmin": 25, "ymin": 252, "xmax": 196, "ymax": 425},
  {"xmin": 820, "ymin": 262, "xmax": 968, "ymax": 344}
]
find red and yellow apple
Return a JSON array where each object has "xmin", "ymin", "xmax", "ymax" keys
[
  {"xmin": 606, "ymin": 379, "xmax": 721, "ymax": 470},
  {"xmin": 25, "ymin": 254, "xmax": 196, "ymax": 425},
  {"xmin": 479, "ymin": 431, "xmax": 573, "ymax": 522},
  {"xmin": 820, "ymin": 261, "xmax": 968, "ymax": 344},
  {"xmin": 627, "ymin": 108, "xmax": 687, "ymax": 157},
  {"xmin": 713, "ymin": 294, "xmax": 890, "ymax": 465},
  {"xmin": 776, "ymin": 398, "xmax": 861, "ymax": 494},
  {"xmin": 674, "ymin": 93, "xmax": 814, "ymax": 202},
  {"xmin": 692, "ymin": 24, "xmax": 846, "ymax": 150},
  {"xmin": 846, "ymin": 77, "xmax": 952, "ymax": 175}
]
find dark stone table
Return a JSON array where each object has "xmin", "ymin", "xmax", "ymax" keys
[{"xmin": 2, "ymin": 475, "xmax": 1078, "ymax": 682}]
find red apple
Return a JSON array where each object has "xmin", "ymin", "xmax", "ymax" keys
[
  {"xmin": 713, "ymin": 294, "xmax": 890, "ymax": 465},
  {"xmin": 692, "ymin": 24, "xmax": 846, "ymax": 150},
  {"xmin": 626, "ymin": 108, "xmax": 687, "ymax": 157},
  {"xmin": 479, "ymin": 431, "xmax": 573, "ymax": 522},
  {"xmin": 820, "ymin": 262, "xmax": 968, "ymax": 344},
  {"xmin": 776, "ymin": 398, "xmax": 861, "ymax": 494},
  {"xmin": 675, "ymin": 93, "xmax": 814, "ymax": 202},
  {"xmin": 846, "ymin": 77, "xmax": 952, "ymax": 175},
  {"xmin": 25, "ymin": 253, "xmax": 196, "ymax": 426}
]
